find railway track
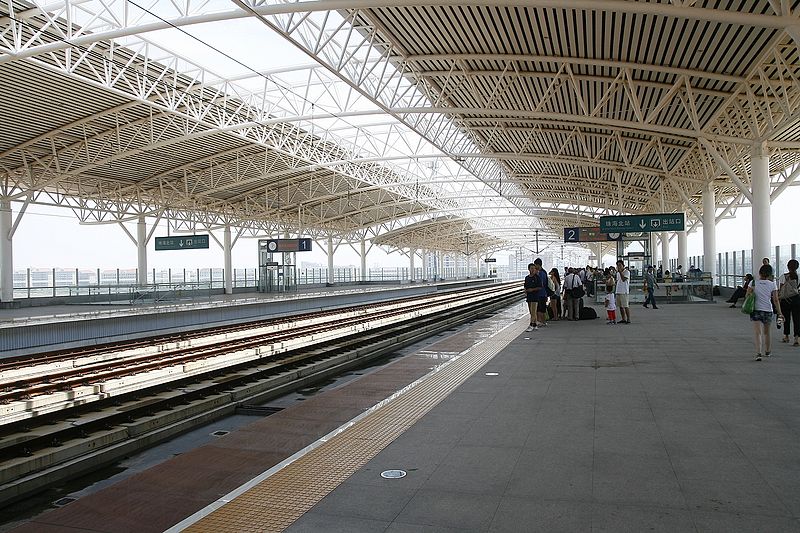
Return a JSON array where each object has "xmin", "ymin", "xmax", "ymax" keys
[{"xmin": 0, "ymin": 283, "xmax": 521, "ymax": 507}]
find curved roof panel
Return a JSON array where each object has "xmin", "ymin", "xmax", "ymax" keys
[{"xmin": 0, "ymin": 1, "xmax": 799, "ymax": 253}]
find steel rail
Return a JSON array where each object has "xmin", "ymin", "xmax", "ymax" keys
[
  {"xmin": 0, "ymin": 285, "xmax": 520, "ymax": 509},
  {"xmin": 0, "ymin": 284, "xmax": 514, "ymax": 405}
]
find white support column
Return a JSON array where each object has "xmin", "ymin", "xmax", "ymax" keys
[
  {"xmin": 137, "ymin": 215, "xmax": 147, "ymax": 285},
  {"xmin": 409, "ymin": 248, "xmax": 416, "ymax": 282},
  {"xmin": 702, "ymin": 182, "xmax": 717, "ymax": 281},
  {"xmin": 650, "ymin": 233, "xmax": 659, "ymax": 268},
  {"xmin": 360, "ymin": 238, "xmax": 367, "ymax": 282},
  {"xmin": 476, "ymin": 254, "xmax": 482, "ymax": 277},
  {"xmin": 678, "ymin": 229, "xmax": 688, "ymax": 273},
  {"xmin": 327, "ymin": 236, "xmax": 334, "ymax": 285},
  {"xmin": 0, "ymin": 200, "xmax": 12, "ymax": 303},
  {"xmin": 422, "ymin": 250, "xmax": 429, "ymax": 281},
  {"xmin": 661, "ymin": 232, "xmax": 669, "ymax": 271},
  {"xmin": 596, "ymin": 243, "xmax": 603, "ymax": 268},
  {"xmin": 223, "ymin": 225, "xmax": 232, "ymax": 295},
  {"xmin": 751, "ymin": 143, "xmax": 771, "ymax": 267}
]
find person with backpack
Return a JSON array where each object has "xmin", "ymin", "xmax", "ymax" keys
[
  {"xmin": 778, "ymin": 259, "xmax": 800, "ymax": 346},
  {"xmin": 564, "ymin": 267, "xmax": 583, "ymax": 321}
]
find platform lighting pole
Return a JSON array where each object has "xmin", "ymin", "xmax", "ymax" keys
[
  {"xmin": 0, "ymin": 200, "xmax": 12, "ymax": 302},
  {"xmin": 360, "ymin": 238, "xmax": 367, "ymax": 282},
  {"xmin": 702, "ymin": 182, "xmax": 717, "ymax": 282},
  {"xmin": 751, "ymin": 143, "xmax": 771, "ymax": 268},
  {"xmin": 327, "ymin": 237, "xmax": 334, "ymax": 285},
  {"xmin": 137, "ymin": 216, "xmax": 147, "ymax": 286},
  {"xmin": 223, "ymin": 225, "xmax": 232, "ymax": 295}
]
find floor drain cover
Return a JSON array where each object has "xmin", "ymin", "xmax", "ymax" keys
[
  {"xmin": 380, "ymin": 469, "xmax": 407, "ymax": 479},
  {"xmin": 211, "ymin": 430, "xmax": 229, "ymax": 437},
  {"xmin": 53, "ymin": 497, "xmax": 76, "ymax": 507}
]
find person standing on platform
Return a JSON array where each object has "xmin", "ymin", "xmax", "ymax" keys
[
  {"xmin": 585, "ymin": 267, "xmax": 595, "ymax": 297},
  {"xmin": 664, "ymin": 270, "xmax": 672, "ymax": 300},
  {"xmin": 549, "ymin": 268, "xmax": 562, "ymax": 321},
  {"xmin": 643, "ymin": 266, "xmax": 659, "ymax": 309},
  {"xmin": 778, "ymin": 259, "xmax": 800, "ymax": 346},
  {"xmin": 747, "ymin": 264, "xmax": 783, "ymax": 361},
  {"xmin": 615, "ymin": 260, "xmax": 631, "ymax": 323},
  {"xmin": 605, "ymin": 276, "xmax": 617, "ymax": 324},
  {"xmin": 564, "ymin": 267, "xmax": 582, "ymax": 321},
  {"xmin": 534, "ymin": 258, "xmax": 549, "ymax": 326},
  {"xmin": 524, "ymin": 263, "xmax": 542, "ymax": 331},
  {"xmin": 762, "ymin": 258, "xmax": 775, "ymax": 281}
]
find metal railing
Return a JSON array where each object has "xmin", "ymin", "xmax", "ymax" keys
[
  {"xmin": 11, "ymin": 265, "xmax": 504, "ymax": 301},
  {"xmin": 664, "ymin": 243, "xmax": 798, "ymax": 289},
  {"xmin": 591, "ymin": 277, "xmax": 715, "ymax": 305}
]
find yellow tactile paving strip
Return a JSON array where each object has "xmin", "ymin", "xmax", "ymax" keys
[{"xmin": 181, "ymin": 319, "xmax": 527, "ymax": 533}]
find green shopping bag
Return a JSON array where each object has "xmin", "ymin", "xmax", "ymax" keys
[{"xmin": 741, "ymin": 293, "xmax": 755, "ymax": 315}]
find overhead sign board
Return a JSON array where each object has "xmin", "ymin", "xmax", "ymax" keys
[
  {"xmin": 155, "ymin": 235, "xmax": 210, "ymax": 251},
  {"xmin": 260, "ymin": 238, "xmax": 313, "ymax": 253},
  {"xmin": 599, "ymin": 213, "xmax": 685, "ymax": 233},
  {"xmin": 563, "ymin": 227, "xmax": 623, "ymax": 243}
]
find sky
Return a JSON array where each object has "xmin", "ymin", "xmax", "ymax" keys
[{"xmin": 9, "ymin": 184, "xmax": 799, "ymax": 271}]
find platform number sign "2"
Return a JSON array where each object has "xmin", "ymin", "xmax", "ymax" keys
[{"xmin": 563, "ymin": 228, "xmax": 579, "ymax": 242}]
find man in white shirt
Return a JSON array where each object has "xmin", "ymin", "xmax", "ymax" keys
[{"xmin": 615, "ymin": 260, "xmax": 631, "ymax": 324}]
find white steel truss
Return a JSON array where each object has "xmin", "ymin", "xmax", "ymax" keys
[{"xmin": 0, "ymin": 0, "xmax": 799, "ymax": 255}]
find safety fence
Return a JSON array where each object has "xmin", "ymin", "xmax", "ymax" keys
[{"xmin": 11, "ymin": 265, "xmax": 506, "ymax": 301}]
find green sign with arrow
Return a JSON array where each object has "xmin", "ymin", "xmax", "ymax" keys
[
  {"xmin": 155, "ymin": 235, "xmax": 210, "ymax": 250},
  {"xmin": 599, "ymin": 213, "xmax": 685, "ymax": 233}
]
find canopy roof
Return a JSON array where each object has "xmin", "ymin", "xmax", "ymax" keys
[{"xmin": 1, "ymin": 1, "xmax": 799, "ymax": 254}]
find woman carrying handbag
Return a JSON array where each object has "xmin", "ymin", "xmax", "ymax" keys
[{"xmin": 745, "ymin": 264, "xmax": 783, "ymax": 361}]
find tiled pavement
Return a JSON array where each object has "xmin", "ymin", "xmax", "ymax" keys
[{"xmin": 287, "ymin": 301, "xmax": 800, "ymax": 532}]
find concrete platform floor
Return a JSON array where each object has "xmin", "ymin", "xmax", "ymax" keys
[
  {"xmin": 287, "ymin": 301, "xmax": 800, "ymax": 532},
  {"xmin": 7, "ymin": 299, "xmax": 800, "ymax": 532}
]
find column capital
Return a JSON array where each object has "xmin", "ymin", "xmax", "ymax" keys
[{"xmin": 751, "ymin": 141, "xmax": 768, "ymax": 158}]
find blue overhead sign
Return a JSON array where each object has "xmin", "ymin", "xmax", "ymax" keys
[{"xmin": 599, "ymin": 213, "xmax": 685, "ymax": 233}]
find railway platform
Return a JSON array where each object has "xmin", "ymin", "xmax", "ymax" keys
[
  {"xmin": 7, "ymin": 299, "xmax": 800, "ymax": 532},
  {"xmin": 0, "ymin": 279, "xmax": 493, "ymax": 356}
]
